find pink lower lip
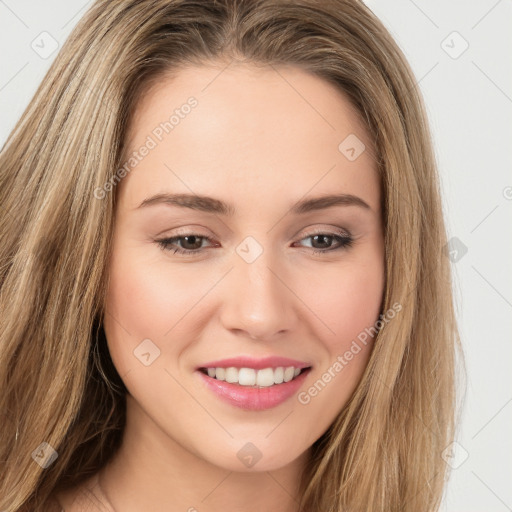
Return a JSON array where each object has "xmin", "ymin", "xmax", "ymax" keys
[{"xmin": 196, "ymin": 368, "xmax": 311, "ymax": 411}]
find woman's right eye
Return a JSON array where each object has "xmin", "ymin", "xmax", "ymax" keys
[{"xmin": 156, "ymin": 234, "xmax": 214, "ymax": 256}]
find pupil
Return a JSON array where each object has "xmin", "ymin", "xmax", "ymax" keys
[
  {"xmin": 314, "ymin": 234, "xmax": 331, "ymax": 248},
  {"xmin": 183, "ymin": 235, "xmax": 201, "ymax": 250}
]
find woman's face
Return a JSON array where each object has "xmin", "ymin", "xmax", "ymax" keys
[{"xmin": 104, "ymin": 62, "xmax": 385, "ymax": 472}]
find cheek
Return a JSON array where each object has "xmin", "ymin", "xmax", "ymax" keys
[
  {"xmin": 103, "ymin": 244, "xmax": 206, "ymax": 372},
  {"xmin": 335, "ymin": 268, "xmax": 383, "ymax": 344},
  {"xmin": 106, "ymin": 256, "xmax": 176, "ymax": 336},
  {"xmin": 293, "ymin": 261, "xmax": 384, "ymax": 427},
  {"xmin": 295, "ymin": 256, "xmax": 384, "ymax": 353}
]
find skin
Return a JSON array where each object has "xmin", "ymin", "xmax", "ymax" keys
[{"xmin": 62, "ymin": 62, "xmax": 385, "ymax": 511}]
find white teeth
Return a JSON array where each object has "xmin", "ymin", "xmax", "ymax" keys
[
  {"xmin": 283, "ymin": 366, "xmax": 295, "ymax": 382},
  {"xmin": 238, "ymin": 368, "xmax": 256, "ymax": 386},
  {"xmin": 256, "ymin": 368, "xmax": 274, "ymax": 387},
  {"xmin": 274, "ymin": 366, "xmax": 284, "ymax": 384},
  {"xmin": 203, "ymin": 365, "xmax": 307, "ymax": 387},
  {"xmin": 225, "ymin": 367, "xmax": 239, "ymax": 383}
]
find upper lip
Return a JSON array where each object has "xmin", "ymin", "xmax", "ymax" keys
[{"xmin": 196, "ymin": 356, "xmax": 312, "ymax": 371}]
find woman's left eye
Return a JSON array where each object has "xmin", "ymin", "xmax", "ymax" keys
[{"xmin": 156, "ymin": 230, "xmax": 354, "ymax": 257}]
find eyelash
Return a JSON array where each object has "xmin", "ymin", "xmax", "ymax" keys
[{"xmin": 155, "ymin": 229, "xmax": 354, "ymax": 257}]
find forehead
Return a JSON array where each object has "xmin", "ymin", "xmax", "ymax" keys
[{"xmin": 118, "ymin": 63, "xmax": 380, "ymax": 215}]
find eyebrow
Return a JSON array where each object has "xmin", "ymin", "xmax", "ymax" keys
[{"xmin": 136, "ymin": 192, "xmax": 371, "ymax": 215}]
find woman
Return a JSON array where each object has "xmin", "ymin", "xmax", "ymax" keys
[{"xmin": 0, "ymin": 0, "xmax": 463, "ymax": 510}]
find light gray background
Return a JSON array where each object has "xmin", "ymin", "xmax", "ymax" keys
[{"xmin": 1, "ymin": 1, "xmax": 511, "ymax": 510}]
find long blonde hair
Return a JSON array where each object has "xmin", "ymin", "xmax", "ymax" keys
[{"xmin": 0, "ymin": 1, "xmax": 464, "ymax": 510}]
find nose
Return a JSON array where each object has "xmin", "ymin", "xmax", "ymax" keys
[{"xmin": 219, "ymin": 250, "xmax": 297, "ymax": 342}]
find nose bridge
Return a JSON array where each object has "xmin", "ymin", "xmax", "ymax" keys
[{"xmin": 221, "ymin": 235, "xmax": 294, "ymax": 338}]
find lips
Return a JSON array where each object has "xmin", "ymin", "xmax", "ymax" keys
[
  {"xmin": 194, "ymin": 355, "xmax": 313, "ymax": 410},
  {"xmin": 196, "ymin": 366, "xmax": 312, "ymax": 410}
]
